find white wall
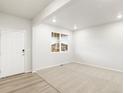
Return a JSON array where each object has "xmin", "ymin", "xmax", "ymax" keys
[
  {"xmin": 0, "ymin": 13, "xmax": 32, "ymax": 72},
  {"xmin": 32, "ymin": 23, "xmax": 73, "ymax": 71},
  {"xmin": 73, "ymin": 21, "xmax": 123, "ymax": 71}
]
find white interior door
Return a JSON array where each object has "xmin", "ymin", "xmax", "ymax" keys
[{"xmin": 1, "ymin": 30, "xmax": 25, "ymax": 77}]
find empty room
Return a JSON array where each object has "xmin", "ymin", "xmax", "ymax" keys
[{"xmin": 0, "ymin": 0, "xmax": 123, "ymax": 93}]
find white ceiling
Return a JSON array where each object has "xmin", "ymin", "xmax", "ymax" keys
[
  {"xmin": 44, "ymin": 0, "xmax": 123, "ymax": 31},
  {"xmin": 0, "ymin": 0, "xmax": 53, "ymax": 19}
]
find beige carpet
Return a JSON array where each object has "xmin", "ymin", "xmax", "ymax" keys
[{"xmin": 37, "ymin": 63, "xmax": 123, "ymax": 93}]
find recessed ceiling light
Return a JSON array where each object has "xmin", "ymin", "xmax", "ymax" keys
[
  {"xmin": 74, "ymin": 24, "xmax": 77, "ymax": 30},
  {"xmin": 52, "ymin": 18, "xmax": 56, "ymax": 23},
  {"xmin": 117, "ymin": 14, "xmax": 122, "ymax": 19}
]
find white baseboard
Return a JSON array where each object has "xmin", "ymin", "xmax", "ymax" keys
[
  {"xmin": 74, "ymin": 62, "xmax": 122, "ymax": 72},
  {"xmin": 32, "ymin": 65, "xmax": 59, "ymax": 73},
  {"xmin": 33, "ymin": 61, "xmax": 122, "ymax": 73},
  {"xmin": 33, "ymin": 62, "xmax": 71, "ymax": 72}
]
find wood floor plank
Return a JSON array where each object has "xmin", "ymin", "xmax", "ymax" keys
[
  {"xmin": 0, "ymin": 78, "xmax": 42, "ymax": 93},
  {"xmin": 10, "ymin": 81, "xmax": 48, "ymax": 93},
  {"xmin": 0, "ymin": 73, "xmax": 58, "ymax": 93},
  {"xmin": 0, "ymin": 73, "xmax": 33, "ymax": 85},
  {"xmin": 0, "ymin": 74, "xmax": 42, "ymax": 89},
  {"xmin": 39, "ymin": 86, "xmax": 59, "ymax": 93}
]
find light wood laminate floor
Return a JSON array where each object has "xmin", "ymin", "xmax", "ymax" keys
[
  {"xmin": 38, "ymin": 63, "xmax": 123, "ymax": 93},
  {"xmin": 0, "ymin": 73, "xmax": 59, "ymax": 93},
  {"xmin": 0, "ymin": 63, "xmax": 122, "ymax": 93}
]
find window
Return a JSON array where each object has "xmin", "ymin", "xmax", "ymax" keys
[
  {"xmin": 51, "ymin": 32, "xmax": 68, "ymax": 53},
  {"xmin": 61, "ymin": 34, "xmax": 68, "ymax": 52}
]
